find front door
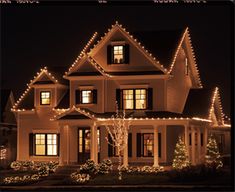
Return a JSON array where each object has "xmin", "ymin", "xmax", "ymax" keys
[{"xmin": 78, "ymin": 128, "xmax": 91, "ymax": 163}]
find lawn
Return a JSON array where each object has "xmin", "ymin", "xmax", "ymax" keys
[{"xmin": 60, "ymin": 168, "xmax": 231, "ymax": 186}]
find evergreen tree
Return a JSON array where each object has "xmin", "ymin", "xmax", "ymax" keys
[
  {"xmin": 172, "ymin": 136, "xmax": 190, "ymax": 169},
  {"xmin": 205, "ymin": 135, "xmax": 223, "ymax": 169}
]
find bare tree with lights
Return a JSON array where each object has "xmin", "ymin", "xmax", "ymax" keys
[
  {"xmin": 105, "ymin": 102, "xmax": 131, "ymax": 180},
  {"xmin": 172, "ymin": 136, "xmax": 190, "ymax": 170}
]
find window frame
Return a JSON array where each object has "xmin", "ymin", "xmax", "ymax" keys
[
  {"xmin": 34, "ymin": 133, "xmax": 59, "ymax": 156},
  {"xmin": 122, "ymin": 88, "xmax": 147, "ymax": 110},
  {"xmin": 81, "ymin": 90, "xmax": 93, "ymax": 104},
  {"xmin": 40, "ymin": 91, "xmax": 51, "ymax": 105},
  {"xmin": 142, "ymin": 133, "xmax": 154, "ymax": 157},
  {"xmin": 113, "ymin": 45, "xmax": 124, "ymax": 64}
]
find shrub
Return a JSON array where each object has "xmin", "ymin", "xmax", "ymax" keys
[
  {"xmin": 79, "ymin": 159, "xmax": 97, "ymax": 174},
  {"xmin": 10, "ymin": 161, "xmax": 21, "ymax": 171},
  {"xmin": 121, "ymin": 165, "xmax": 164, "ymax": 174},
  {"xmin": 3, "ymin": 174, "xmax": 40, "ymax": 184},
  {"xmin": 97, "ymin": 159, "xmax": 113, "ymax": 174},
  {"xmin": 38, "ymin": 165, "xmax": 49, "ymax": 177},
  {"xmin": 70, "ymin": 172, "xmax": 90, "ymax": 184}
]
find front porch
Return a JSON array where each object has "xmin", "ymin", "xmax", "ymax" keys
[{"xmin": 57, "ymin": 116, "xmax": 210, "ymax": 167}]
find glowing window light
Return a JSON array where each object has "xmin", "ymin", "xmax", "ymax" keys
[
  {"xmin": 47, "ymin": 134, "xmax": 57, "ymax": 155},
  {"xmin": 40, "ymin": 91, "xmax": 51, "ymax": 105},
  {"xmin": 35, "ymin": 134, "xmax": 46, "ymax": 155}
]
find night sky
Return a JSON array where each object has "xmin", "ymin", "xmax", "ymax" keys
[{"xmin": 1, "ymin": 1, "xmax": 233, "ymax": 117}]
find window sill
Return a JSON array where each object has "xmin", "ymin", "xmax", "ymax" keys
[{"xmin": 77, "ymin": 103, "xmax": 95, "ymax": 106}]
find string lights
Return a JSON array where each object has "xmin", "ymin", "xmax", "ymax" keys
[
  {"xmin": 208, "ymin": 87, "xmax": 225, "ymax": 125},
  {"xmin": 167, "ymin": 27, "xmax": 203, "ymax": 88},
  {"xmin": 65, "ymin": 32, "xmax": 98, "ymax": 75},
  {"xmin": 88, "ymin": 21, "xmax": 168, "ymax": 73},
  {"xmin": 11, "ymin": 67, "xmax": 59, "ymax": 112}
]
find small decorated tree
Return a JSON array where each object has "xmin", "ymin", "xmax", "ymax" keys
[
  {"xmin": 172, "ymin": 136, "xmax": 190, "ymax": 170},
  {"xmin": 105, "ymin": 102, "xmax": 131, "ymax": 180},
  {"xmin": 205, "ymin": 135, "xmax": 223, "ymax": 169}
]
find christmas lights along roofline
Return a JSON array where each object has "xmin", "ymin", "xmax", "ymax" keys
[
  {"xmin": 11, "ymin": 67, "xmax": 62, "ymax": 111},
  {"xmin": 208, "ymin": 87, "xmax": 225, "ymax": 124},
  {"xmin": 52, "ymin": 106, "xmax": 213, "ymax": 123},
  {"xmin": 65, "ymin": 21, "xmax": 171, "ymax": 77},
  {"xmin": 167, "ymin": 27, "xmax": 203, "ymax": 88}
]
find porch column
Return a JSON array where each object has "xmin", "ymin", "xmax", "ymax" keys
[
  {"xmin": 123, "ymin": 133, "xmax": 128, "ymax": 167},
  {"xmin": 184, "ymin": 125, "xmax": 189, "ymax": 154},
  {"xmin": 59, "ymin": 125, "xmax": 63, "ymax": 165},
  {"xmin": 91, "ymin": 122, "xmax": 98, "ymax": 164},
  {"xmin": 191, "ymin": 127, "xmax": 196, "ymax": 165},
  {"xmin": 203, "ymin": 127, "xmax": 208, "ymax": 162},
  {"xmin": 65, "ymin": 125, "xmax": 70, "ymax": 165},
  {"xmin": 197, "ymin": 127, "xmax": 201, "ymax": 163},
  {"xmin": 153, "ymin": 125, "xmax": 159, "ymax": 167}
]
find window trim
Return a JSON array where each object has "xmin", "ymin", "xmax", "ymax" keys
[
  {"xmin": 34, "ymin": 133, "xmax": 59, "ymax": 156},
  {"xmin": 142, "ymin": 133, "xmax": 154, "ymax": 157},
  {"xmin": 40, "ymin": 91, "xmax": 51, "ymax": 106},
  {"xmin": 122, "ymin": 88, "xmax": 147, "ymax": 110}
]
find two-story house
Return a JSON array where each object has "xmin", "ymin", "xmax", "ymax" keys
[{"xmin": 12, "ymin": 22, "xmax": 231, "ymax": 166}]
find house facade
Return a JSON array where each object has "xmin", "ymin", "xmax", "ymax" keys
[{"xmin": 12, "ymin": 22, "xmax": 231, "ymax": 166}]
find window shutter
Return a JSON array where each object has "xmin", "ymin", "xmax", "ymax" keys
[
  {"xmin": 200, "ymin": 133, "xmax": 203, "ymax": 146},
  {"xmin": 29, "ymin": 133, "xmax": 34, "ymax": 156},
  {"xmin": 107, "ymin": 45, "xmax": 113, "ymax": 64},
  {"xmin": 75, "ymin": 90, "xmax": 80, "ymax": 104},
  {"xmin": 128, "ymin": 133, "xmax": 132, "ymax": 157},
  {"xmin": 57, "ymin": 134, "xmax": 60, "ymax": 156},
  {"xmin": 108, "ymin": 134, "xmax": 113, "ymax": 157},
  {"xmin": 147, "ymin": 88, "xmax": 153, "ymax": 110},
  {"xmin": 189, "ymin": 133, "xmax": 192, "ymax": 146},
  {"xmin": 93, "ymin": 89, "xmax": 97, "ymax": 104},
  {"xmin": 116, "ymin": 89, "xmax": 122, "ymax": 109},
  {"xmin": 158, "ymin": 133, "xmax": 161, "ymax": 158},
  {"xmin": 136, "ymin": 133, "xmax": 141, "ymax": 157},
  {"xmin": 124, "ymin": 44, "xmax": 130, "ymax": 64}
]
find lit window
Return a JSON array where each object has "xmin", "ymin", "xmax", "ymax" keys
[
  {"xmin": 135, "ymin": 89, "xmax": 146, "ymax": 109},
  {"xmin": 35, "ymin": 134, "xmax": 46, "ymax": 155},
  {"xmin": 143, "ymin": 133, "xmax": 154, "ymax": 157},
  {"xmin": 47, "ymin": 134, "xmax": 57, "ymax": 155},
  {"xmin": 113, "ymin": 45, "xmax": 124, "ymax": 64},
  {"xmin": 84, "ymin": 130, "xmax": 91, "ymax": 153},
  {"xmin": 40, "ymin": 91, "xmax": 51, "ymax": 105},
  {"xmin": 35, "ymin": 134, "xmax": 58, "ymax": 156},
  {"xmin": 123, "ymin": 89, "xmax": 147, "ymax": 110},
  {"xmin": 123, "ymin": 90, "xmax": 134, "ymax": 109},
  {"xmin": 81, "ymin": 90, "xmax": 92, "ymax": 104}
]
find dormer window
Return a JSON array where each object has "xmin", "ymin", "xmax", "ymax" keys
[
  {"xmin": 81, "ymin": 90, "xmax": 93, "ymax": 104},
  {"xmin": 40, "ymin": 91, "xmax": 51, "ymax": 105},
  {"xmin": 107, "ymin": 43, "xmax": 129, "ymax": 64}
]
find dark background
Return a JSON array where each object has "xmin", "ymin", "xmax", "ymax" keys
[{"xmin": 1, "ymin": 1, "xmax": 233, "ymax": 117}]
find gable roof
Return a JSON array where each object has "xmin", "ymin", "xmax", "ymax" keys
[
  {"xmin": 65, "ymin": 32, "xmax": 98, "ymax": 75},
  {"xmin": 87, "ymin": 21, "xmax": 168, "ymax": 73},
  {"xmin": 132, "ymin": 29, "xmax": 185, "ymax": 69},
  {"xmin": 183, "ymin": 88, "xmax": 213, "ymax": 119},
  {"xmin": 12, "ymin": 66, "xmax": 68, "ymax": 111},
  {"xmin": 183, "ymin": 87, "xmax": 225, "ymax": 122},
  {"xmin": 53, "ymin": 106, "xmax": 95, "ymax": 120}
]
